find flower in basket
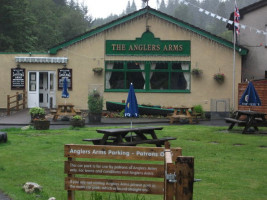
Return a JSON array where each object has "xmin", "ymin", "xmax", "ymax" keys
[
  {"xmin": 192, "ymin": 68, "xmax": 203, "ymax": 76},
  {"xmin": 213, "ymin": 73, "xmax": 225, "ymax": 82}
]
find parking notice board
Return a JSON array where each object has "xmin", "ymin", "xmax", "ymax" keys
[{"xmin": 64, "ymin": 144, "xmax": 182, "ymax": 196}]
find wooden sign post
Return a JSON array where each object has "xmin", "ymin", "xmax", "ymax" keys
[{"xmin": 64, "ymin": 144, "xmax": 193, "ymax": 200}]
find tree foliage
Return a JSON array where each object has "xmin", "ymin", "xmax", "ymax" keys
[
  {"xmin": 0, "ymin": 0, "xmax": 260, "ymax": 52},
  {"xmin": 0, "ymin": 0, "xmax": 92, "ymax": 52}
]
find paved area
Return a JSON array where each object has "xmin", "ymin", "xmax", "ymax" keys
[{"xmin": 0, "ymin": 109, "xmax": 228, "ymax": 129}]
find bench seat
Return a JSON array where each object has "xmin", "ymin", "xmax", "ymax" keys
[
  {"xmin": 224, "ymin": 118, "xmax": 246, "ymax": 125},
  {"xmin": 117, "ymin": 137, "xmax": 177, "ymax": 146}
]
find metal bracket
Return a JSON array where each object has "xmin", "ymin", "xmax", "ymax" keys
[{"xmin": 165, "ymin": 173, "xmax": 177, "ymax": 183}]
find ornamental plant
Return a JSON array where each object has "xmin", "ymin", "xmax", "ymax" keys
[
  {"xmin": 213, "ymin": 73, "xmax": 225, "ymax": 83},
  {"xmin": 29, "ymin": 107, "xmax": 46, "ymax": 120},
  {"xmin": 72, "ymin": 115, "xmax": 83, "ymax": 121},
  {"xmin": 88, "ymin": 89, "xmax": 103, "ymax": 114}
]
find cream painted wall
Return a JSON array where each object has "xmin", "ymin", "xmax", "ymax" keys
[{"xmin": 0, "ymin": 13, "xmax": 242, "ymax": 112}]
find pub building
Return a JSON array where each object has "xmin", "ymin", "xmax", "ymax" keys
[{"xmin": 0, "ymin": 7, "xmax": 248, "ymax": 113}]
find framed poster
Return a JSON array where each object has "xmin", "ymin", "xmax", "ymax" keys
[
  {"xmin": 58, "ymin": 68, "xmax": 72, "ymax": 90},
  {"xmin": 11, "ymin": 68, "xmax": 25, "ymax": 90}
]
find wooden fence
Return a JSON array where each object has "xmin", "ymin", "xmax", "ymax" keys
[
  {"xmin": 238, "ymin": 80, "xmax": 267, "ymax": 113},
  {"xmin": 64, "ymin": 143, "xmax": 194, "ymax": 200},
  {"xmin": 7, "ymin": 90, "xmax": 27, "ymax": 115}
]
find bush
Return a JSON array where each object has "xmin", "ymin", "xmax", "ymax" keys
[{"xmin": 88, "ymin": 89, "xmax": 103, "ymax": 114}]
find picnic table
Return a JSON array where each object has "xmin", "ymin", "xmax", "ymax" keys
[
  {"xmin": 83, "ymin": 126, "xmax": 176, "ymax": 147},
  {"xmin": 169, "ymin": 106, "xmax": 193, "ymax": 124},
  {"xmin": 225, "ymin": 110, "xmax": 267, "ymax": 134},
  {"xmin": 51, "ymin": 103, "xmax": 81, "ymax": 121}
]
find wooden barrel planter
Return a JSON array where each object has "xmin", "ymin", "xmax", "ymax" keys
[
  {"xmin": 70, "ymin": 119, "xmax": 85, "ymax": 127},
  {"xmin": 33, "ymin": 120, "xmax": 50, "ymax": 130},
  {"xmin": 0, "ymin": 132, "xmax": 7, "ymax": 143}
]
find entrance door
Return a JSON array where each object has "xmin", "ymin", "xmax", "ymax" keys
[
  {"xmin": 28, "ymin": 71, "xmax": 56, "ymax": 108},
  {"xmin": 28, "ymin": 71, "xmax": 39, "ymax": 108}
]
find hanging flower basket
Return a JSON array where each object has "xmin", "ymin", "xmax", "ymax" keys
[
  {"xmin": 214, "ymin": 73, "xmax": 225, "ymax": 83},
  {"xmin": 92, "ymin": 67, "xmax": 103, "ymax": 74},
  {"xmin": 192, "ymin": 68, "xmax": 203, "ymax": 76}
]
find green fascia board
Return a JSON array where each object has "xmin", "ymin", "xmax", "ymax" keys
[{"xmin": 49, "ymin": 7, "xmax": 248, "ymax": 56}]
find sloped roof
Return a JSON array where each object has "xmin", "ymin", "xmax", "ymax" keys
[
  {"xmin": 227, "ymin": 0, "xmax": 267, "ymax": 30},
  {"xmin": 49, "ymin": 6, "xmax": 248, "ymax": 56}
]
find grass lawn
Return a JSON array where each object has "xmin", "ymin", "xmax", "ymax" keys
[{"xmin": 0, "ymin": 125, "xmax": 267, "ymax": 200}]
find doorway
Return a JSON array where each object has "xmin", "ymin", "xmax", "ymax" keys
[{"xmin": 28, "ymin": 71, "xmax": 56, "ymax": 108}]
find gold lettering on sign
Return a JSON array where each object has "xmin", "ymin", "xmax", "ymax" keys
[
  {"xmin": 163, "ymin": 45, "xmax": 183, "ymax": 52},
  {"xmin": 111, "ymin": 44, "xmax": 126, "ymax": 51}
]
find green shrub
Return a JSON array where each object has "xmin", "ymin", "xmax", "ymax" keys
[
  {"xmin": 72, "ymin": 115, "xmax": 83, "ymax": 121},
  {"xmin": 193, "ymin": 104, "xmax": 204, "ymax": 114},
  {"xmin": 88, "ymin": 89, "xmax": 103, "ymax": 114}
]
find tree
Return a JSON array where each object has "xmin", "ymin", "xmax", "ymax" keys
[{"xmin": 0, "ymin": 0, "xmax": 37, "ymax": 52}]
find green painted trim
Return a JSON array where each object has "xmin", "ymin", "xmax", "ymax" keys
[
  {"xmin": 49, "ymin": 7, "xmax": 248, "ymax": 56},
  {"xmin": 104, "ymin": 60, "xmax": 191, "ymax": 93},
  {"xmin": 0, "ymin": 52, "xmax": 47, "ymax": 55}
]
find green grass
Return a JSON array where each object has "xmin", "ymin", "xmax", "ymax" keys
[{"xmin": 0, "ymin": 125, "xmax": 267, "ymax": 200}]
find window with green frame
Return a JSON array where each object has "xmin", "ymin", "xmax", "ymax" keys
[{"xmin": 105, "ymin": 61, "xmax": 190, "ymax": 92}]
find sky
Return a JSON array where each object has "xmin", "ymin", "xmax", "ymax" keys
[{"xmin": 77, "ymin": 0, "xmax": 158, "ymax": 19}]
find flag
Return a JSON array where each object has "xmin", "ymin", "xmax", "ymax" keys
[{"xmin": 234, "ymin": 1, "xmax": 240, "ymax": 35}]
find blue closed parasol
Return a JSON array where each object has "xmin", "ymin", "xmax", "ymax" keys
[
  {"xmin": 124, "ymin": 83, "xmax": 139, "ymax": 128},
  {"xmin": 239, "ymin": 82, "xmax": 261, "ymax": 107},
  {"xmin": 62, "ymin": 78, "xmax": 69, "ymax": 103}
]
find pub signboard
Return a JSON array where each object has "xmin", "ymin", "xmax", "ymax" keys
[
  {"xmin": 58, "ymin": 68, "xmax": 72, "ymax": 90},
  {"xmin": 11, "ymin": 68, "xmax": 25, "ymax": 90}
]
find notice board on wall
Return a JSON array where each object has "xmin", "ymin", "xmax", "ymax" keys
[
  {"xmin": 58, "ymin": 68, "xmax": 72, "ymax": 90},
  {"xmin": 11, "ymin": 68, "xmax": 25, "ymax": 90}
]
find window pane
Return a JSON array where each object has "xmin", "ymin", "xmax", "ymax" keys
[
  {"xmin": 172, "ymin": 63, "xmax": 182, "ymax": 70},
  {"xmin": 150, "ymin": 72, "xmax": 169, "ymax": 89},
  {"xmin": 126, "ymin": 72, "xmax": 145, "ymax": 89},
  {"xmin": 170, "ymin": 72, "xmax": 187, "ymax": 89},
  {"xmin": 127, "ymin": 62, "xmax": 140, "ymax": 70},
  {"xmin": 109, "ymin": 71, "xmax": 124, "ymax": 89}
]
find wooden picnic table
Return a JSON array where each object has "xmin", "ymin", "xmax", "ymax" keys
[
  {"xmin": 52, "ymin": 103, "xmax": 80, "ymax": 121},
  {"xmin": 225, "ymin": 110, "xmax": 267, "ymax": 134},
  {"xmin": 83, "ymin": 126, "xmax": 176, "ymax": 147},
  {"xmin": 169, "ymin": 106, "xmax": 193, "ymax": 124}
]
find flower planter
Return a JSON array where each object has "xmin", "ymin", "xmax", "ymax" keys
[
  {"xmin": 70, "ymin": 119, "xmax": 85, "ymax": 127},
  {"xmin": 33, "ymin": 120, "xmax": 50, "ymax": 130},
  {"xmin": 88, "ymin": 113, "xmax": 102, "ymax": 124}
]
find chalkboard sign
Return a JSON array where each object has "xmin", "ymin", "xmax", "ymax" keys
[
  {"xmin": 11, "ymin": 68, "xmax": 25, "ymax": 90},
  {"xmin": 58, "ymin": 68, "xmax": 72, "ymax": 90}
]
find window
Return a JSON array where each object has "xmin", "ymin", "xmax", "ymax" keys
[{"xmin": 105, "ymin": 61, "xmax": 190, "ymax": 92}]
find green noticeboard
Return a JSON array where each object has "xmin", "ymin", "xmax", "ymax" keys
[{"xmin": 106, "ymin": 31, "xmax": 190, "ymax": 56}]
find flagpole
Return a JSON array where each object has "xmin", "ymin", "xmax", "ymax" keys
[{"xmin": 232, "ymin": 1, "xmax": 237, "ymax": 111}]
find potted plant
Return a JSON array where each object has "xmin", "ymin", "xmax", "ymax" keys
[
  {"xmin": 29, "ymin": 107, "xmax": 46, "ymax": 122},
  {"xmin": 88, "ymin": 89, "xmax": 103, "ymax": 124},
  {"xmin": 70, "ymin": 115, "xmax": 85, "ymax": 127},
  {"xmin": 192, "ymin": 68, "xmax": 203, "ymax": 76},
  {"xmin": 29, "ymin": 107, "xmax": 50, "ymax": 130},
  {"xmin": 214, "ymin": 73, "xmax": 225, "ymax": 83}
]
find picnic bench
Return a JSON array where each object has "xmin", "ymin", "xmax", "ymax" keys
[
  {"xmin": 225, "ymin": 110, "xmax": 267, "ymax": 134},
  {"xmin": 169, "ymin": 107, "xmax": 193, "ymax": 124},
  {"xmin": 51, "ymin": 103, "xmax": 80, "ymax": 121},
  {"xmin": 83, "ymin": 126, "xmax": 176, "ymax": 147}
]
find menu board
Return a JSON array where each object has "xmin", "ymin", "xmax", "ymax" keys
[
  {"xmin": 58, "ymin": 68, "xmax": 72, "ymax": 90},
  {"xmin": 11, "ymin": 68, "xmax": 25, "ymax": 90}
]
